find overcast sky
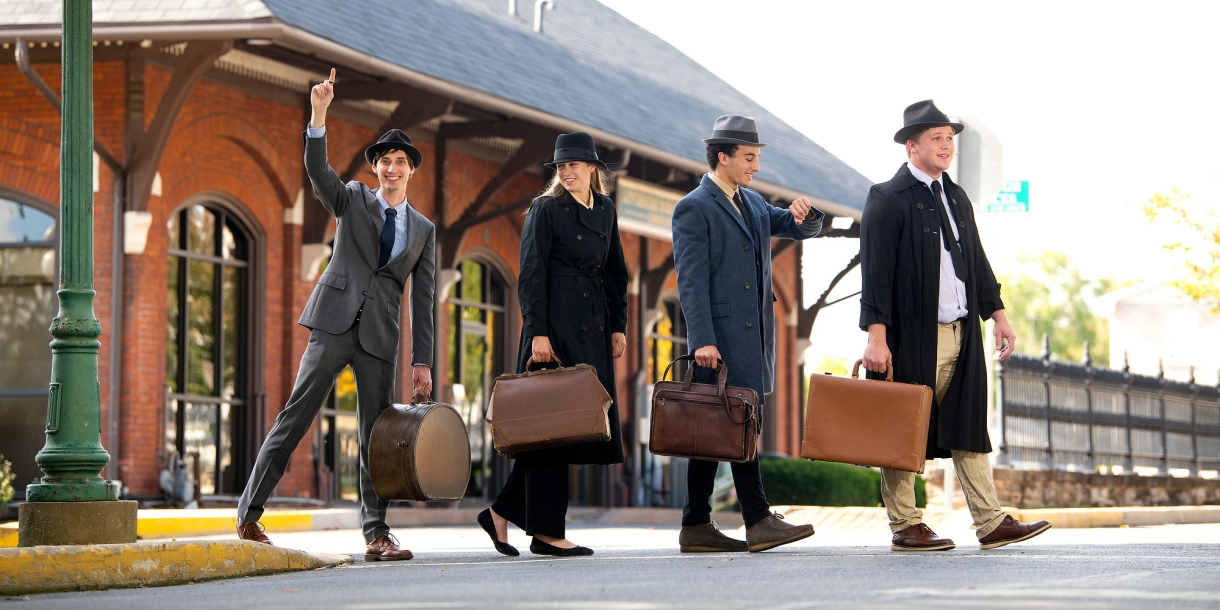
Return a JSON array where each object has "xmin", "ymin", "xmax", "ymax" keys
[{"xmin": 598, "ymin": 0, "xmax": 1220, "ymax": 371}]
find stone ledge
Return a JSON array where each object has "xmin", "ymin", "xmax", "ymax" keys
[{"xmin": 0, "ymin": 539, "xmax": 350, "ymax": 596}]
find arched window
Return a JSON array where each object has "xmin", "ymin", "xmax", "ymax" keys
[
  {"xmin": 648, "ymin": 297, "xmax": 688, "ymax": 383},
  {"xmin": 166, "ymin": 203, "xmax": 251, "ymax": 496},
  {"xmin": 448, "ymin": 258, "xmax": 507, "ymax": 498},
  {"xmin": 0, "ymin": 196, "xmax": 56, "ymax": 496}
]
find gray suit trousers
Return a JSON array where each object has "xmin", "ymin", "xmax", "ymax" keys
[{"xmin": 238, "ymin": 322, "xmax": 395, "ymax": 543}]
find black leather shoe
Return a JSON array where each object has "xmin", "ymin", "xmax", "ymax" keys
[
  {"xmin": 530, "ymin": 537, "xmax": 594, "ymax": 556},
  {"xmin": 477, "ymin": 509, "xmax": 520, "ymax": 557}
]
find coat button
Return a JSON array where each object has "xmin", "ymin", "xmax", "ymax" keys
[
  {"xmin": 745, "ymin": 283, "xmax": 751, "ymax": 290},
  {"xmin": 577, "ymin": 234, "xmax": 583, "ymax": 240},
  {"xmin": 743, "ymin": 245, "xmax": 749, "ymax": 251},
  {"xmin": 917, "ymin": 203, "xmax": 923, "ymax": 210},
  {"xmin": 362, "ymin": 290, "xmax": 368, "ymax": 296},
  {"xmin": 581, "ymin": 326, "xmax": 587, "ymax": 331},
  {"xmin": 923, "ymin": 227, "xmax": 930, "ymax": 233},
  {"xmin": 745, "ymin": 322, "xmax": 753, "ymax": 328},
  {"xmin": 599, "ymin": 326, "xmax": 604, "ymax": 331},
  {"xmin": 565, "ymin": 206, "xmax": 570, "ymax": 211},
  {"xmin": 600, "ymin": 234, "xmax": 605, "ymax": 238},
  {"xmin": 583, "ymin": 293, "xmax": 589, "ymax": 297}
]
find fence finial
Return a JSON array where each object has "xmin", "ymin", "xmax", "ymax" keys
[
  {"xmin": 1040, "ymin": 333, "xmax": 1051, "ymax": 359},
  {"xmin": 1082, "ymin": 340, "xmax": 1091, "ymax": 366}
]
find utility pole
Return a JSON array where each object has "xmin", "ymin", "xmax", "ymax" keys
[{"xmin": 18, "ymin": 0, "xmax": 137, "ymax": 546}]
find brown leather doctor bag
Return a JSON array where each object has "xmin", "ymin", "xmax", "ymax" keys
[
  {"xmin": 649, "ymin": 356, "xmax": 760, "ymax": 463},
  {"xmin": 801, "ymin": 360, "xmax": 934, "ymax": 474},
  {"xmin": 486, "ymin": 359, "xmax": 612, "ymax": 455},
  {"xmin": 369, "ymin": 395, "xmax": 471, "ymax": 502}
]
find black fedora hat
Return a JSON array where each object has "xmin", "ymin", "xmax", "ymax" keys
[
  {"xmin": 893, "ymin": 100, "xmax": 964, "ymax": 144},
  {"xmin": 702, "ymin": 114, "xmax": 767, "ymax": 147},
  {"xmin": 543, "ymin": 132, "xmax": 608, "ymax": 170},
  {"xmin": 365, "ymin": 129, "xmax": 424, "ymax": 168}
]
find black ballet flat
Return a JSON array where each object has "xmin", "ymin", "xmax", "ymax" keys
[
  {"xmin": 529, "ymin": 537, "xmax": 594, "ymax": 557},
  {"xmin": 477, "ymin": 509, "xmax": 519, "ymax": 557}
]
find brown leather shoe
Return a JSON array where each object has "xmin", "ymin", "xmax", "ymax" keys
[
  {"xmin": 979, "ymin": 515, "xmax": 1052, "ymax": 550},
  {"xmin": 237, "ymin": 520, "xmax": 272, "ymax": 545},
  {"xmin": 891, "ymin": 523, "xmax": 955, "ymax": 551},
  {"xmin": 365, "ymin": 534, "xmax": 414, "ymax": 561}
]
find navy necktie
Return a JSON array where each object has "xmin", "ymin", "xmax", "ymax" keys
[
  {"xmin": 379, "ymin": 207, "xmax": 397, "ymax": 268},
  {"xmin": 930, "ymin": 181, "xmax": 967, "ymax": 282}
]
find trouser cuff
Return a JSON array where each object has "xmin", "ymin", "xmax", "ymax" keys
[{"xmin": 975, "ymin": 513, "xmax": 1007, "ymax": 539}]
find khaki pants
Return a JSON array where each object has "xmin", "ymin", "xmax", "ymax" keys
[{"xmin": 879, "ymin": 320, "xmax": 1006, "ymax": 539}]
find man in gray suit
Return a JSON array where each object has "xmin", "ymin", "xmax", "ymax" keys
[
  {"xmin": 236, "ymin": 69, "xmax": 435, "ymax": 561},
  {"xmin": 671, "ymin": 115, "xmax": 824, "ymax": 553}
]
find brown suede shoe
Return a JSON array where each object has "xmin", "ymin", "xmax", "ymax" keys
[
  {"xmin": 891, "ymin": 523, "xmax": 955, "ymax": 551},
  {"xmin": 237, "ymin": 520, "xmax": 272, "ymax": 545},
  {"xmin": 365, "ymin": 534, "xmax": 414, "ymax": 561},
  {"xmin": 745, "ymin": 513, "xmax": 815, "ymax": 553},
  {"xmin": 679, "ymin": 521, "xmax": 748, "ymax": 553},
  {"xmin": 979, "ymin": 515, "xmax": 1052, "ymax": 550}
]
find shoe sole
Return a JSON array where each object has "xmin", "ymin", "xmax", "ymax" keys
[
  {"xmin": 363, "ymin": 554, "xmax": 413, "ymax": 561},
  {"xmin": 679, "ymin": 545, "xmax": 748, "ymax": 553},
  {"xmin": 890, "ymin": 542, "xmax": 956, "ymax": 552},
  {"xmin": 747, "ymin": 528, "xmax": 815, "ymax": 553},
  {"xmin": 979, "ymin": 522, "xmax": 1053, "ymax": 550}
]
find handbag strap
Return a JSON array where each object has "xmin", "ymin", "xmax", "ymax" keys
[
  {"xmin": 661, "ymin": 355, "xmax": 752, "ymax": 426},
  {"xmin": 851, "ymin": 359, "xmax": 894, "ymax": 381}
]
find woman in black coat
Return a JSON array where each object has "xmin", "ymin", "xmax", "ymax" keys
[{"xmin": 476, "ymin": 132, "xmax": 629, "ymax": 557}]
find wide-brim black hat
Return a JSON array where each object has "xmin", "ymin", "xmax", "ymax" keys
[
  {"xmin": 543, "ymin": 132, "xmax": 608, "ymax": 170},
  {"xmin": 702, "ymin": 114, "xmax": 768, "ymax": 147},
  {"xmin": 893, "ymin": 100, "xmax": 964, "ymax": 144},
  {"xmin": 365, "ymin": 129, "xmax": 424, "ymax": 168}
]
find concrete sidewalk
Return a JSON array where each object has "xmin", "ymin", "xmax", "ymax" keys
[{"xmin": 4, "ymin": 504, "xmax": 1220, "ymax": 549}]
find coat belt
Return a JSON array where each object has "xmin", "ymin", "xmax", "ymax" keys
[{"xmin": 550, "ymin": 264, "xmax": 609, "ymax": 315}]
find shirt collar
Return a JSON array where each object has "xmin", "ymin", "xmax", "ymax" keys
[
  {"xmin": 905, "ymin": 162, "xmax": 942, "ymax": 190},
  {"xmin": 706, "ymin": 171, "xmax": 740, "ymax": 201},
  {"xmin": 375, "ymin": 190, "xmax": 408, "ymax": 216}
]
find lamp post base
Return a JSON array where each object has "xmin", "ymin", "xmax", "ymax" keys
[
  {"xmin": 18, "ymin": 500, "xmax": 137, "ymax": 547},
  {"xmin": 25, "ymin": 480, "xmax": 121, "ymax": 503}
]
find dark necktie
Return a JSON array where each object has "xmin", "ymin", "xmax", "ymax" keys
[
  {"xmin": 930, "ymin": 181, "xmax": 967, "ymax": 282},
  {"xmin": 378, "ymin": 207, "xmax": 397, "ymax": 268}
]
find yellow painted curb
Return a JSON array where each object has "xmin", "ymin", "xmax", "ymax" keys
[
  {"xmin": 0, "ymin": 539, "xmax": 350, "ymax": 596},
  {"xmin": 135, "ymin": 509, "xmax": 315, "ymax": 539},
  {"xmin": 0, "ymin": 522, "xmax": 17, "ymax": 548}
]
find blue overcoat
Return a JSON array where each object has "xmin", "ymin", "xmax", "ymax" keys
[{"xmin": 671, "ymin": 174, "xmax": 824, "ymax": 401}]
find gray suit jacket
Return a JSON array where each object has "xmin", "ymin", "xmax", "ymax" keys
[
  {"xmin": 299, "ymin": 132, "xmax": 436, "ymax": 366},
  {"xmin": 671, "ymin": 174, "xmax": 823, "ymax": 399}
]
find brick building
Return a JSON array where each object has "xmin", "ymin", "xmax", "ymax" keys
[{"xmin": 0, "ymin": 1, "xmax": 870, "ymax": 509}]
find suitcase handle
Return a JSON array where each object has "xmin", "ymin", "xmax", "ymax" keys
[
  {"xmin": 660, "ymin": 355, "xmax": 754, "ymax": 427},
  {"xmin": 852, "ymin": 359, "xmax": 894, "ymax": 382}
]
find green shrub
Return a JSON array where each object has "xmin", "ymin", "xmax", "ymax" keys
[
  {"xmin": 0, "ymin": 454, "xmax": 14, "ymax": 507},
  {"xmin": 759, "ymin": 455, "xmax": 925, "ymax": 507}
]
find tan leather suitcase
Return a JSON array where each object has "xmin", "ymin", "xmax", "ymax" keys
[
  {"xmin": 801, "ymin": 360, "xmax": 934, "ymax": 473},
  {"xmin": 486, "ymin": 361, "xmax": 612, "ymax": 455},
  {"xmin": 649, "ymin": 356, "xmax": 760, "ymax": 463},
  {"xmin": 368, "ymin": 396, "xmax": 471, "ymax": 502}
]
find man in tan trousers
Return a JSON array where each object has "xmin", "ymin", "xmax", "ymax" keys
[{"xmin": 859, "ymin": 100, "xmax": 1051, "ymax": 551}]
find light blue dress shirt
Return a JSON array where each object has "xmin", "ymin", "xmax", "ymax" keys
[{"xmin": 307, "ymin": 124, "xmax": 410, "ymax": 263}]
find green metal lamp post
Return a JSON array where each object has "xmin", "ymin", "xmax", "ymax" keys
[
  {"xmin": 25, "ymin": 0, "xmax": 117, "ymax": 504},
  {"xmin": 18, "ymin": 0, "xmax": 136, "ymax": 547}
]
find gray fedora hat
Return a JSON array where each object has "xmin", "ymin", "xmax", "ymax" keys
[
  {"xmin": 893, "ymin": 100, "xmax": 965, "ymax": 144},
  {"xmin": 702, "ymin": 114, "xmax": 768, "ymax": 147}
]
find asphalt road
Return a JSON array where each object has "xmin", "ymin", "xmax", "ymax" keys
[{"xmin": 7, "ymin": 523, "xmax": 1220, "ymax": 609}]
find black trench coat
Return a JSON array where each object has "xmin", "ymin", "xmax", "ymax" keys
[
  {"xmin": 516, "ymin": 191, "xmax": 629, "ymax": 465},
  {"xmin": 859, "ymin": 165, "xmax": 1004, "ymax": 458}
]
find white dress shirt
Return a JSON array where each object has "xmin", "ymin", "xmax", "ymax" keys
[{"xmin": 906, "ymin": 163, "xmax": 969, "ymax": 323}]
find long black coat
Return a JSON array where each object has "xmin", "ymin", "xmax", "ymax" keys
[
  {"xmin": 859, "ymin": 165, "xmax": 1004, "ymax": 458},
  {"xmin": 516, "ymin": 191, "xmax": 629, "ymax": 465}
]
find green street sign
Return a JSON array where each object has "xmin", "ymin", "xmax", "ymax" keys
[{"xmin": 983, "ymin": 181, "xmax": 1029, "ymax": 213}]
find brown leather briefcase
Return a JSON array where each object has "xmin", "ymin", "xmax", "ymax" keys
[
  {"xmin": 649, "ymin": 356, "xmax": 760, "ymax": 463},
  {"xmin": 486, "ymin": 359, "xmax": 612, "ymax": 455},
  {"xmin": 369, "ymin": 395, "xmax": 471, "ymax": 502},
  {"xmin": 801, "ymin": 360, "xmax": 934, "ymax": 473}
]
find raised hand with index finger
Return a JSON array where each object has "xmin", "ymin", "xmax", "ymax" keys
[{"xmin": 310, "ymin": 68, "xmax": 336, "ymax": 128}]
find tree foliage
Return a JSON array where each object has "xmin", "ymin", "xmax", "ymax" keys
[
  {"xmin": 998, "ymin": 252, "xmax": 1114, "ymax": 365},
  {"xmin": 0, "ymin": 454, "xmax": 14, "ymax": 507},
  {"xmin": 1144, "ymin": 187, "xmax": 1220, "ymax": 315}
]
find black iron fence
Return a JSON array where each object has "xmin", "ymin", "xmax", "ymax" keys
[{"xmin": 998, "ymin": 353, "xmax": 1220, "ymax": 478}]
